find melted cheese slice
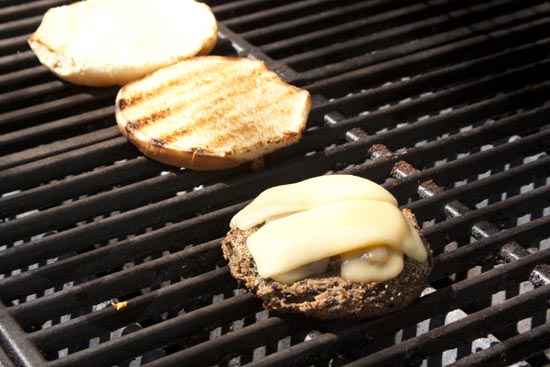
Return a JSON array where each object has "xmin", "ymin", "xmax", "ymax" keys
[
  {"xmin": 246, "ymin": 200, "xmax": 427, "ymax": 279},
  {"xmin": 271, "ymin": 258, "xmax": 329, "ymax": 283},
  {"xmin": 341, "ymin": 246, "xmax": 404, "ymax": 282},
  {"xmin": 230, "ymin": 175, "xmax": 397, "ymax": 231}
]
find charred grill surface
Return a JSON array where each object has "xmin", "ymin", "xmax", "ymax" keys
[{"xmin": 0, "ymin": 0, "xmax": 549, "ymax": 366}]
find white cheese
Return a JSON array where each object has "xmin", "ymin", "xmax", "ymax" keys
[
  {"xmin": 246, "ymin": 200, "xmax": 427, "ymax": 279},
  {"xmin": 271, "ymin": 259, "xmax": 329, "ymax": 284},
  {"xmin": 340, "ymin": 246, "xmax": 404, "ymax": 282},
  {"xmin": 230, "ymin": 175, "xmax": 397, "ymax": 231}
]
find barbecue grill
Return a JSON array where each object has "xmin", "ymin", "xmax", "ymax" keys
[{"xmin": 1, "ymin": 0, "xmax": 549, "ymax": 366}]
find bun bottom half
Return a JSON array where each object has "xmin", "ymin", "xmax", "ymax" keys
[{"xmin": 221, "ymin": 209, "xmax": 433, "ymax": 319}]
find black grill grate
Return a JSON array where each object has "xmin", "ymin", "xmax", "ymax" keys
[{"xmin": 1, "ymin": 0, "xmax": 549, "ymax": 366}]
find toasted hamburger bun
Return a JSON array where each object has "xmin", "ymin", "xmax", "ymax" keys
[
  {"xmin": 115, "ymin": 56, "xmax": 311, "ymax": 170},
  {"xmin": 221, "ymin": 209, "xmax": 433, "ymax": 319},
  {"xmin": 28, "ymin": 0, "xmax": 217, "ymax": 86}
]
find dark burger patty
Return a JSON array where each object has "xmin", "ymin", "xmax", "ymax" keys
[{"xmin": 221, "ymin": 208, "xmax": 433, "ymax": 319}]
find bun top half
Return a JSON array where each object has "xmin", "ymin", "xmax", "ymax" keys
[{"xmin": 28, "ymin": 0, "xmax": 217, "ymax": 86}]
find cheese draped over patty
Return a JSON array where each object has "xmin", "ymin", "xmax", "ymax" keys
[{"xmin": 230, "ymin": 175, "xmax": 428, "ymax": 283}]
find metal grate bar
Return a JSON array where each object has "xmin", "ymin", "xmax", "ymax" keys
[
  {"xmin": 0, "ymin": 301, "xmax": 47, "ymax": 367},
  {"xmin": 280, "ymin": 0, "xmax": 533, "ymax": 68},
  {"xmin": 422, "ymin": 185, "xmax": 550, "ymax": 245},
  {"xmin": 0, "ymin": 89, "xmax": 116, "ymax": 132},
  {"xmin": 0, "ymin": 0, "xmax": 70, "ymax": 22},
  {"xmin": 305, "ymin": 16, "xmax": 550, "ymax": 92},
  {"xmin": 144, "ymin": 317, "xmax": 292, "ymax": 367},
  {"xmin": 432, "ymin": 215, "xmax": 550, "ymax": 281},
  {"xmin": 2, "ymin": 187, "xmax": 234, "ymax": 284},
  {"xmin": 212, "ymin": 0, "xmax": 293, "ymax": 20},
  {"xmin": 222, "ymin": 0, "xmax": 340, "ymax": 31},
  {"xmin": 261, "ymin": 1, "xmax": 435, "ymax": 56},
  {"xmin": 282, "ymin": 80, "xmax": 550, "ymax": 169},
  {"xmin": 29, "ymin": 262, "xmax": 232, "ymax": 352},
  {"xmin": 0, "ymin": 137, "xmax": 136, "ymax": 193},
  {"xmin": 0, "ymin": 34, "xmax": 29, "ymax": 56},
  {"xmin": 0, "ymin": 15, "xmax": 41, "ymax": 38},
  {"xmin": 322, "ymin": 63, "xmax": 550, "ymax": 138},
  {"xmin": 385, "ymin": 128, "xmax": 550, "ymax": 202},
  {"xmin": 6, "ymin": 204, "xmax": 240, "ymax": 323},
  {"xmin": 0, "ymin": 126, "xmax": 120, "ymax": 170},
  {"xmin": 0, "ymin": 106, "xmax": 115, "ymax": 159},
  {"xmin": 377, "ymin": 97, "xmax": 547, "ymax": 163},
  {"xmin": 0, "ymin": 345, "xmax": 16, "ymax": 367},
  {"xmin": 323, "ymin": 103, "xmax": 549, "ymax": 199},
  {"xmin": 1, "ymin": 201, "xmax": 228, "ymax": 297},
  {"xmin": 239, "ymin": 0, "xmax": 401, "ymax": 44},
  {"xmin": 0, "ymin": 177, "xmax": 237, "ymax": 273},
  {"xmin": 448, "ymin": 321, "xmax": 550, "ymax": 367},
  {"xmin": 0, "ymin": 66, "xmax": 49, "ymax": 91},
  {"xmin": 0, "ymin": 81, "xmax": 67, "ymax": 108},
  {"xmin": 0, "ymin": 167, "xmax": 212, "ymax": 246},
  {"xmin": 343, "ymin": 284, "xmax": 550, "ymax": 367},
  {"xmin": 309, "ymin": 37, "xmax": 550, "ymax": 119},
  {"xmin": 47, "ymin": 294, "xmax": 261, "ymax": 367},
  {"xmin": 397, "ymin": 103, "xmax": 549, "ymax": 166},
  {"xmin": 238, "ymin": 248, "xmax": 550, "ymax": 367},
  {"xmin": 0, "ymin": 51, "xmax": 39, "ymax": 74},
  {"xmin": 297, "ymin": 4, "xmax": 549, "ymax": 81},
  {"xmin": 0, "ymin": 157, "xmax": 163, "ymax": 218},
  {"xmin": 405, "ymin": 155, "xmax": 550, "ymax": 220}
]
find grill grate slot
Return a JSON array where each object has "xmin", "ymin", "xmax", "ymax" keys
[
  {"xmin": 239, "ymin": 0, "xmax": 406, "ymax": 45},
  {"xmin": 222, "ymin": 0, "xmax": 344, "ymax": 32},
  {"xmin": 407, "ymin": 155, "xmax": 550, "ymax": 220},
  {"xmin": 276, "ymin": 0, "xmax": 541, "ymax": 66},
  {"xmin": 0, "ymin": 15, "xmax": 42, "ymax": 40},
  {"xmin": 0, "ymin": 89, "xmax": 117, "ymax": 134},
  {"xmin": 1, "ymin": 0, "xmax": 549, "ymax": 366},
  {"xmin": 306, "ymin": 16, "xmax": 550, "ymax": 93},
  {"xmin": 447, "ymin": 321, "xmax": 550, "ymax": 367},
  {"xmin": 242, "ymin": 251, "xmax": 550, "ymax": 367},
  {"xmin": 0, "ymin": 137, "xmax": 137, "ymax": 193},
  {"xmin": 0, "ymin": 0, "xmax": 72, "ymax": 23},
  {"xmin": 343, "ymin": 284, "xmax": 550, "ymax": 367},
  {"xmin": 29, "ymin": 264, "xmax": 234, "ymax": 353},
  {"xmin": 0, "ymin": 66, "xmax": 52, "ymax": 93}
]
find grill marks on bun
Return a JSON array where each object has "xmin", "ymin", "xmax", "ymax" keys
[{"xmin": 115, "ymin": 57, "xmax": 311, "ymax": 170}]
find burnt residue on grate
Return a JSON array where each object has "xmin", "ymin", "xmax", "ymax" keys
[{"xmin": 1, "ymin": 0, "xmax": 549, "ymax": 366}]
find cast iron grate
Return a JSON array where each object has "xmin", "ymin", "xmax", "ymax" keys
[{"xmin": 0, "ymin": 0, "xmax": 549, "ymax": 366}]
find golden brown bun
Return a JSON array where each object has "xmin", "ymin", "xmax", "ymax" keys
[
  {"xmin": 115, "ymin": 56, "xmax": 311, "ymax": 170},
  {"xmin": 28, "ymin": 0, "xmax": 217, "ymax": 86}
]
